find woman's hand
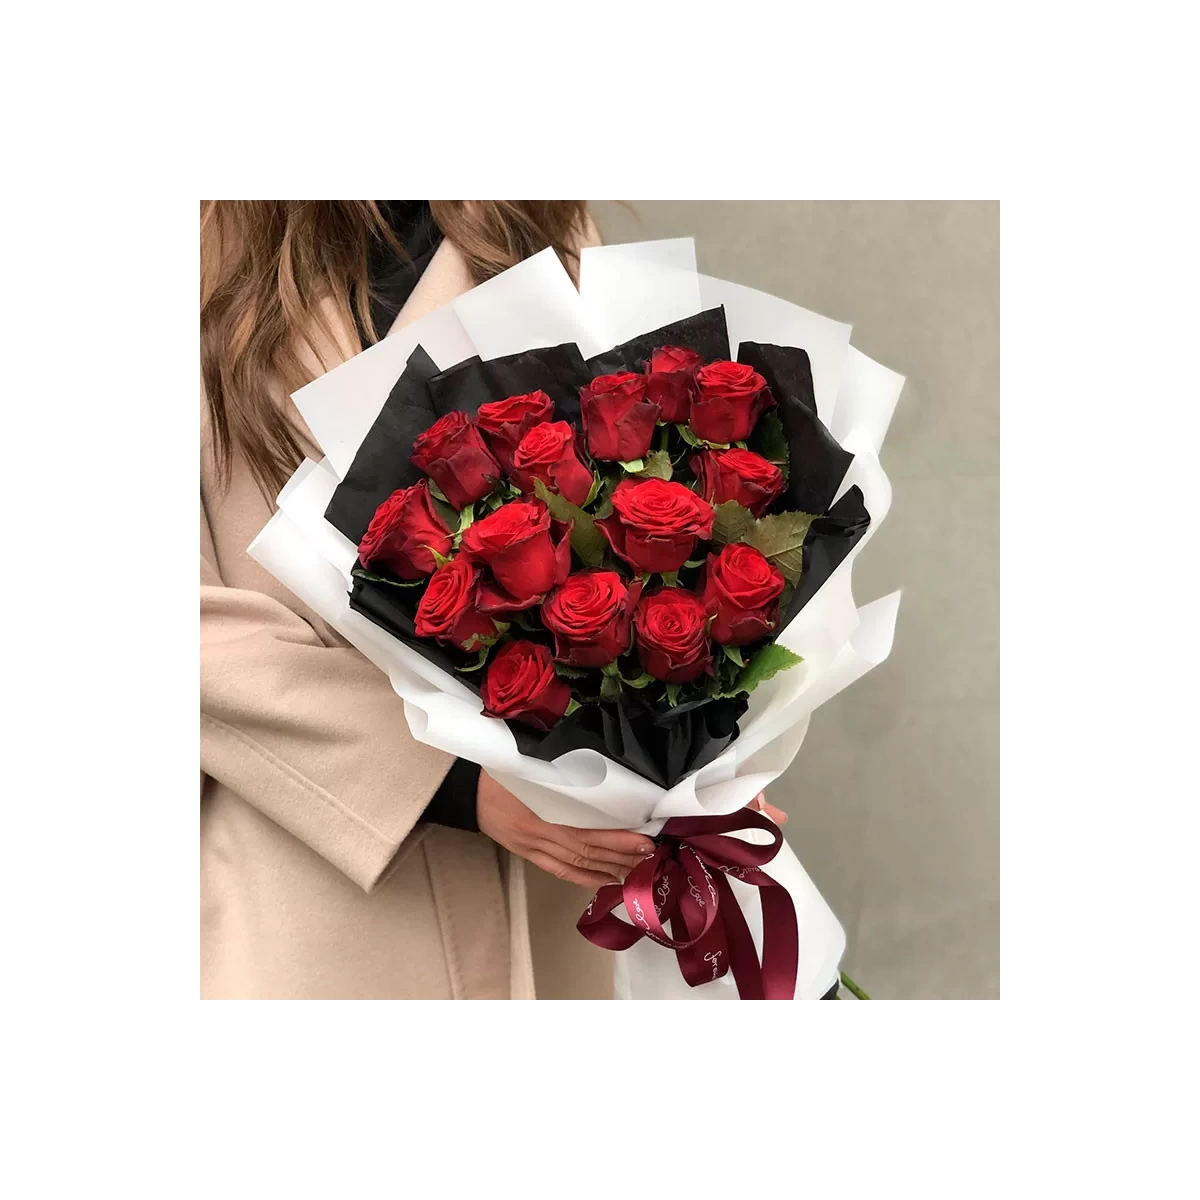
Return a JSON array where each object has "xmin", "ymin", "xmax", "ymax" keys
[
  {"xmin": 749, "ymin": 792, "xmax": 788, "ymax": 825},
  {"xmin": 476, "ymin": 775, "xmax": 788, "ymax": 889},
  {"xmin": 476, "ymin": 772, "xmax": 656, "ymax": 889}
]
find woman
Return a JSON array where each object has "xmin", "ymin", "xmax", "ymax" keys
[{"xmin": 200, "ymin": 201, "xmax": 792, "ymax": 1000}]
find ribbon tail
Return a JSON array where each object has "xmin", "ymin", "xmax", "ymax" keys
[
  {"xmin": 712, "ymin": 872, "xmax": 766, "ymax": 1000},
  {"xmin": 758, "ymin": 875, "xmax": 799, "ymax": 1001}
]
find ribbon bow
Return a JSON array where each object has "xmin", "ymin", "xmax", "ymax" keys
[{"xmin": 577, "ymin": 808, "xmax": 799, "ymax": 1000}]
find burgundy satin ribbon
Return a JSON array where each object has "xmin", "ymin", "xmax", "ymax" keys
[{"xmin": 576, "ymin": 809, "xmax": 799, "ymax": 1000}]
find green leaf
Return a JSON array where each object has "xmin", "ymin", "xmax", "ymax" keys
[
  {"xmin": 660, "ymin": 571, "xmax": 679, "ymax": 587},
  {"xmin": 351, "ymin": 567, "xmax": 425, "ymax": 589},
  {"xmin": 683, "ymin": 558, "xmax": 706, "ymax": 569},
  {"xmin": 455, "ymin": 647, "xmax": 491, "ymax": 674},
  {"xmin": 748, "ymin": 411, "xmax": 790, "ymax": 480},
  {"xmin": 710, "ymin": 500, "xmax": 756, "ymax": 546},
  {"xmin": 532, "ymin": 478, "xmax": 607, "ymax": 567},
  {"xmin": 600, "ymin": 661, "xmax": 621, "ymax": 678},
  {"xmin": 564, "ymin": 698, "xmax": 581, "ymax": 717},
  {"xmin": 675, "ymin": 424, "xmax": 702, "ymax": 447},
  {"xmin": 554, "ymin": 662, "xmax": 589, "ymax": 679},
  {"xmin": 585, "ymin": 471, "xmax": 603, "ymax": 506},
  {"xmin": 593, "ymin": 494, "xmax": 614, "ymax": 520},
  {"xmin": 744, "ymin": 511, "xmax": 818, "ymax": 586},
  {"xmin": 427, "ymin": 478, "xmax": 450, "ymax": 504},
  {"xmin": 620, "ymin": 672, "xmax": 654, "ymax": 689},
  {"xmin": 665, "ymin": 683, "xmax": 682, "ymax": 708},
  {"xmin": 457, "ymin": 505, "xmax": 476, "ymax": 535},
  {"xmin": 485, "ymin": 493, "xmax": 506, "ymax": 511},
  {"xmin": 600, "ymin": 674, "xmax": 622, "ymax": 700},
  {"xmin": 734, "ymin": 643, "xmax": 803, "ymax": 694},
  {"xmin": 722, "ymin": 644, "xmax": 746, "ymax": 668},
  {"xmin": 426, "ymin": 546, "xmax": 453, "ymax": 569},
  {"xmin": 619, "ymin": 458, "xmax": 646, "ymax": 473},
  {"xmin": 635, "ymin": 449, "xmax": 673, "ymax": 481}
]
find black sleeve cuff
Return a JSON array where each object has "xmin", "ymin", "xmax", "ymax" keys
[{"xmin": 422, "ymin": 757, "xmax": 481, "ymax": 832}]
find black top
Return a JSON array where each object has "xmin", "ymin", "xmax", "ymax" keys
[
  {"xmin": 353, "ymin": 201, "xmax": 445, "ymax": 347},
  {"xmin": 362, "ymin": 202, "xmax": 479, "ymax": 833}
]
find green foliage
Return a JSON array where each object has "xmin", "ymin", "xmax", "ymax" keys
[
  {"xmin": 351, "ymin": 568, "xmax": 425, "ymax": 589},
  {"xmin": 554, "ymin": 662, "xmax": 589, "ymax": 679},
  {"xmin": 454, "ymin": 647, "xmax": 491, "ymax": 673},
  {"xmin": 426, "ymin": 546, "xmax": 453, "ymax": 569},
  {"xmin": 634, "ymin": 450, "xmax": 673, "ymax": 481},
  {"xmin": 733, "ymin": 643, "xmax": 803, "ymax": 694},
  {"xmin": 710, "ymin": 501, "xmax": 756, "ymax": 546},
  {"xmin": 748, "ymin": 411, "xmax": 790, "ymax": 481},
  {"xmin": 675, "ymin": 423, "xmax": 702, "ymax": 447},
  {"xmin": 619, "ymin": 458, "xmax": 646, "ymax": 473},
  {"xmin": 533, "ymin": 478, "xmax": 607, "ymax": 566},
  {"xmin": 721, "ymin": 644, "xmax": 746, "ymax": 668},
  {"xmin": 744, "ymin": 511, "xmax": 817, "ymax": 586},
  {"xmin": 665, "ymin": 683, "xmax": 682, "ymax": 708}
]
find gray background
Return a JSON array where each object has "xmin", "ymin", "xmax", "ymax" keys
[{"xmin": 591, "ymin": 202, "xmax": 999, "ymax": 999}]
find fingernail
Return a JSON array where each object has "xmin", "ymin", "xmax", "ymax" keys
[{"xmin": 640, "ymin": 845, "xmax": 655, "ymax": 857}]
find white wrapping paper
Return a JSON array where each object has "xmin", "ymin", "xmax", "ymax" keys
[{"xmin": 249, "ymin": 241, "xmax": 904, "ymax": 1000}]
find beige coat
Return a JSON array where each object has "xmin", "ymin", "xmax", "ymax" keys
[{"xmin": 201, "ymin": 230, "xmax": 613, "ymax": 999}]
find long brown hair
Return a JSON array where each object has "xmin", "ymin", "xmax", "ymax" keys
[{"xmin": 201, "ymin": 200, "xmax": 589, "ymax": 498}]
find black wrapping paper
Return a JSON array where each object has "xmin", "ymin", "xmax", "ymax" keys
[
  {"xmin": 324, "ymin": 345, "xmax": 442, "ymax": 543},
  {"xmin": 327, "ymin": 304, "xmax": 870, "ymax": 789},
  {"xmin": 736, "ymin": 341, "xmax": 855, "ymax": 516},
  {"xmin": 585, "ymin": 307, "xmax": 732, "ymax": 376},
  {"xmin": 427, "ymin": 342, "xmax": 593, "ymax": 422}
]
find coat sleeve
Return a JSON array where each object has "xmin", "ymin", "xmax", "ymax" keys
[{"xmin": 200, "ymin": 501, "xmax": 458, "ymax": 892}]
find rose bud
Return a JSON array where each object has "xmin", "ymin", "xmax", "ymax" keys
[
  {"xmin": 410, "ymin": 409, "xmax": 502, "ymax": 510},
  {"xmin": 580, "ymin": 371, "xmax": 660, "ymax": 461},
  {"xmin": 690, "ymin": 361, "xmax": 775, "ymax": 445},
  {"xmin": 480, "ymin": 640, "xmax": 572, "ymax": 732},
  {"xmin": 511, "ymin": 420, "xmax": 594, "ymax": 507},
  {"xmin": 596, "ymin": 478, "xmax": 714, "ymax": 574},
  {"xmin": 644, "ymin": 345, "xmax": 702, "ymax": 423},
  {"xmin": 476, "ymin": 390, "xmax": 555, "ymax": 474},
  {"xmin": 415, "ymin": 556, "xmax": 500, "ymax": 652},
  {"xmin": 357, "ymin": 481, "xmax": 453, "ymax": 580},
  {"xmin": 633, "ymin": 588, "xmax": 712, "ymax": 684},
  {"xmin": 461, "ymin": 498, "xmax": 571, "ymax": 613},
  {"xmin": 690, "ymin": 447, "xmax": 786, "ymax": 517},
  {"xmin": 541, "ymin": 570, "xmax": 644, "ymax": 669},
  {"xmin": 700, "ymin": 543, "xmax": 786, "ymax": 646}
]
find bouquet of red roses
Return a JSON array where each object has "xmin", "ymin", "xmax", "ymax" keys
[
  {"xmin": 356, "ymin": 353, "xmax": 816, "ymax": 738},
  {"xmin": 252, "ymin": 240, "xmax": 901, "ymax": 1000},
  {"xmin": 329, "ymin": 305, "xmax": 869, "ymax": 790}
]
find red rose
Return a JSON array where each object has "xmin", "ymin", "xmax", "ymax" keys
[
  {"xmin": 580, "ymin": 371, "xmax": 660, "ymax": 461},
  {"xmin": 596, "ymin": 478, "xmax": 714, "ymax": 574},
  {"xmin": 511, "ymin": 421, "xmax": 594, "ymax": 507},
  {"xmin": 460, "ymin": 498, "xmax": 571, "ymax": 613},
  {"xmin": 644, "ymin": 345, "xmax": 702, "ymax": 423},
  {"xmin": 541, "ymin": 570, "xmax": 644, "ymax": 668},
  {"xmin": 700, "ymin": 543, "xmax": 786, "ymax": 646},
  {"xmin": 690, "ymin": 447, "xmax": 786, "ymax": 517},
  {"xmin": 691, "ymin": 361, "xmax": 775, "ymax": 444},
  {"xmin": 476, "ymin": 390, "xmax": 555, "ymax": 473},
  {"xmin": 415, "ymin": 556, "xmax": 500, "ymax": 652},
  {"xmin": 481, "ymin": 640, "xmax": 572, "ymax": 732},
  {"xmin": 633, "ymin": 588, "xmax": 712, "ymax": 683},
  {"xmin": 357, "ymin": 482, "xmax": 453, "ymax": 580},
  {"xmin": 411, "ymin": 410, "xmax": 502, "ymax": 510}
]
